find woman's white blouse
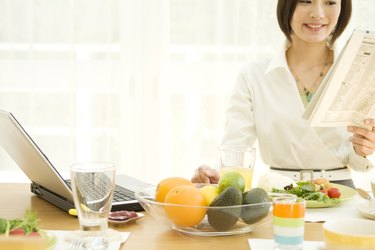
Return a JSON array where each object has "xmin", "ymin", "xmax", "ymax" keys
[{"xmin": 221, "ymin": 43, "xmax": 373, "ymax": 172}]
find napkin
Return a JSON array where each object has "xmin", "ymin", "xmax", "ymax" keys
[
  {"xmin": 248, "ymin": 239, "xmax": 325, "ymax": 250},
  {"xmin": 47, "ymin": 229, "xmax": 130, "ymax": 250}
]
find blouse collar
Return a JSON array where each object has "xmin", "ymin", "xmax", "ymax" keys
[{"xmin": 264, "ymin": 39, "xmax": 341, "ymax": 75}]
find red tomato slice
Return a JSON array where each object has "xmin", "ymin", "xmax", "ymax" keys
[
  {"xmin": 9, "ymin": 228, "xmax": 26, "ymax": 236},
  {"xmin": 28, "ymin": 231, "xmax": 41, "ymax": 237}
]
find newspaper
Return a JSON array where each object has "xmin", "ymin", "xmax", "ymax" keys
[{"xmin": 303, "ymin": 29, "xmax": 375, "ymax": 129}]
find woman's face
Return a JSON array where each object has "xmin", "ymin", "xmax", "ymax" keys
[{"xmin": 290, "ymin": 0, "xmax": 342, "ymax": 45}]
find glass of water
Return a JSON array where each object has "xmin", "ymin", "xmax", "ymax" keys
[{"xmin": 70, "ymin": 162, "xmax": 115, "ymax": 248}]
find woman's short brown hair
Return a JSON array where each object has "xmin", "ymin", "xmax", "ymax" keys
[{"xmin": 276, "ymin": 0, "xmax": 352, "ymax": 44}]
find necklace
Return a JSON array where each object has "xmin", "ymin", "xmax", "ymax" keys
[{"xmin": 289, "ymin": 53, "xmax": 330, "ymax": 103}]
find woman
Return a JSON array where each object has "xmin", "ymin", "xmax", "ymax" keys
[{"xmin": 192, "ymin": 0, "xmax": 375, "ymax": 188}]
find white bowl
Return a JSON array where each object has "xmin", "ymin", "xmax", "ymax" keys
[{"xmin": 323, "ymin": 218, "xmax": 375, "ymax": 249}]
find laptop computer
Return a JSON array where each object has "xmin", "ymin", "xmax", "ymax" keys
[{"xmin": 0, "ymin": 110, "xmax": 152, "ymax": 212}]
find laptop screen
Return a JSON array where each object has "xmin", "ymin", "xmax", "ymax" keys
[{"xmin": 0, "ymin": 110, "xmax": 72, "ymax": 200}]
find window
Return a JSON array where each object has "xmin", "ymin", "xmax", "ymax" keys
[{"xmin": 0, "ymin": 0, "xmax": 373, "ymax": 188}]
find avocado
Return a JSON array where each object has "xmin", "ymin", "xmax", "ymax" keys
[
  {"xmin": 207, "ymin": 186, "xmax": 243, "ymax": 231},
  {"xmin": 241, "ymin": 188, "xmax": 271, "ymax": 224}
]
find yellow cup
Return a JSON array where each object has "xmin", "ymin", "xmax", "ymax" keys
[
  {"xmin": 323, "ymin": 218, "xmax": 375, "ymax": 249},
  {"xmin": 218, "ymin": 146, "xmax": 256, "ymax": 190}
]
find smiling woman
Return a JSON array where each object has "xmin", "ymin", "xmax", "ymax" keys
[{"xmin": 0, "ymin": 0, "xmax": 374, "ymax": 188}]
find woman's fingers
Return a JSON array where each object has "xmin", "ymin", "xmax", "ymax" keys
[
  {"xmin": 191, "ymin": 165, "xmax": 219, "ymax": 184},
  {"xmin": 348, "ymin": 119, "xmax": 375, "ymax": 157}
]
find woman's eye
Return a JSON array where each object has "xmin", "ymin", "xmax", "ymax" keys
[{"xmin": 326, "ymin": 1, "xmax": 337, "ymax": 6}]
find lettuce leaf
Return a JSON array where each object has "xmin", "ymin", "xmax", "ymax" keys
[{"xmin": 0, "ymin": 218, "xmax": 8, "ymax": 234}]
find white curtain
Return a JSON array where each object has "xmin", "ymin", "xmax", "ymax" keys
[{"xmin": 0, "ymin": 0, "xmax": 373, "ymax": 187}]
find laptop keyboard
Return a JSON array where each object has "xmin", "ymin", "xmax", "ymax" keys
[
  {"xmin": 112, "ymin": 185, "xmax": 137, "ymax": 202},
  {"xmin": 65, "ymin": 179, "xmax": 136, "ymax": 203}
]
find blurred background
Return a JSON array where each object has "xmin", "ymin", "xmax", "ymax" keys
[{"xmin": 0, "ymin": 0, "xmax": 374, "ymax": 187}]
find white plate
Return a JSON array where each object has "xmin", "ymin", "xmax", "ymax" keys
[
  {"xmin": 357, "ymin": 201, "xmax": 375, "ymax": 220},
  {"xmin": 108, "ymin": 212, "xmax": 144, "ymax": 225}
]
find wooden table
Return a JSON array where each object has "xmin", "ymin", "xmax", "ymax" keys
[{"xmin": 0, "ymin": 183, "xmax": 324, "ymax": 250}]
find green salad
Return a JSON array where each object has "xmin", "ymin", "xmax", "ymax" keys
[
  {"xmin": 0, "ymin": 210, "xmax": 56, "ymax": 248},
  {"xmin": 0, "ymin": 210, "xmax": 40, "ymax": 236},
  {"xmin": 272, "ymin": 180, "xmax": 341, "ymax": 204}
]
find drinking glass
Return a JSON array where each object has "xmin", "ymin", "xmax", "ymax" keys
[
  {"xmin": 218, "ymin": 146, "xmax": 256, "ymax": 190},
  {"xmin": 273, "ymin": 195, "xmax": 306, "ymax": 250},
  {"xmin": 69, "ymin": 162, "xmax": 116, "ymax": 248}
]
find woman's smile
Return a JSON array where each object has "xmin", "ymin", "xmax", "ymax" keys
[{"xmin": 303, "ymin": 23, "xmax": 327, "ymax": 32}]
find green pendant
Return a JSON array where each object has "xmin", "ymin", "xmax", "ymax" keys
[{"xmin": 306, "ymin": 91, "xmax": 313, "ymax": 102}]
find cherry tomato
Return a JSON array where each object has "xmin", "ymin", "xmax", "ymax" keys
[{"xmin": 327, "ymin": 187, "xmax": 341, "ymax": 198}]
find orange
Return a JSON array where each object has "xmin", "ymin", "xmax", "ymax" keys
[
  {"xmin": 155, "ymin": 177, "xmax": 193, "ymax": 202},
  {"xmin": 164, "ymin": 185, "xmax": 207, "ymax": 227}
]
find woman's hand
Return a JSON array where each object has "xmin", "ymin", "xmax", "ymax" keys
[
  {"xmin": 348, "ymin": 119, "xmax": 375, "ymax": 157},
  {"xmin": 191, "ymin": 165, "xmax": 220, "ymax": 184}
]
